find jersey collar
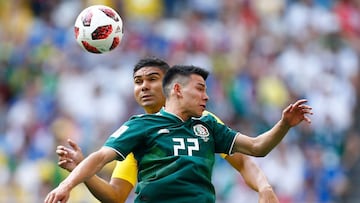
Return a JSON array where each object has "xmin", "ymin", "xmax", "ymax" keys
[{"xmin": 159, "ymin": 108, "xmax": 185, "ymax": 122}]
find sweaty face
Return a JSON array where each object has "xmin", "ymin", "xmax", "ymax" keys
[
  {"xmin": 133, "ymin": 67, "xmax": 166, "ymax": 114},
  {"xmin": 180, "ymin": 74, "xmax": 209, "ymax": 118}
]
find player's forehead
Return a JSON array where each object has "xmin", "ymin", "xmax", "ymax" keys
[
  {"xmin": 189, "ymin": 74, "xmax": 206, "ymax": 88},
  {"xmin": 134, "ymin": 66, "xmax": 164, "ymax": 78}
]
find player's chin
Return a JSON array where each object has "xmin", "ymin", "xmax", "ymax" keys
[
  {"xmin": 194, "ymin": 110, "xmax": 204, "ymax": 118},
  {"xmin": 200, "ymin": 106, "xmax": 206, "ymax": 113},
  {"xmin": 141, "ymin": 100, "xmax": 156, "ymax": 108}
]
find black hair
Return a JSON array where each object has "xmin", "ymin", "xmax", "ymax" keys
[
  {"xmin": 133, "ymin": 57, "xmax": 170, "ymax": 75},
  {"xmin": 162, "ymin": 65, "xmax": 209, "ymax": 97}
]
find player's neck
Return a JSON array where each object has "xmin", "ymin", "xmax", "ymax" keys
[
  {"xmin": 164, "ymin": 104, "xmax": 190, "ymax": 122},
  {"xmin": 145, "ymin": 109, "xmax": 160, "ymax": 114},
  {"xmin": 144, "ymin": 106, "xmax": 163, "ymax": 114}
]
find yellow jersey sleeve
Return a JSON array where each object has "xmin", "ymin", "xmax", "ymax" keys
[
  {"xmin": 203, "ymin": 111, "xmax": 228, "ymax": 159},
  {"xmin": 111, "ymin": 153, "xmax": 138, "ymax": 187}
]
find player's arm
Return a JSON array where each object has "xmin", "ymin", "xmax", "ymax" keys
[
  {"xmin": 224, "ymin": 154, "xmax": 278, "ymax": 202},
  {"xmin": 84, "ymin": 173, "xmax": 133, "ymax": 203},
  {"xmin": 232, "ymin": 99, "xmax": 312, "ymax": 156},
  {"xmin": 207, "ymin": 112, "xmax": 278, "ymax": 202},
  {"xmin": 45, "ymin": 147, "xmax": 117, "ymax": 203},
  {"xmin": 82, "ymin": 154, "xmax": 137, "ymax": 203},
  {"xmin": 56, "ymin": 139, "xmax": 134, "ymax": 203},
  {"xmin": 107, "ymin": 153, "xmax": 138, "ymax": 203}
]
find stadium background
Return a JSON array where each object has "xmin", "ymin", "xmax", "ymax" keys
[{"xmin": 1, "ymin": 0, "xmax": 360, "ymax": 202}]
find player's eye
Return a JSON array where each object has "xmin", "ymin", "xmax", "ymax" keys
[
  {"xmin": 134, "ymin": 79, "xmax": 143, "ymax": 84},
  {"xmin": 197, "ymin": 86, "xmax": 206, "ymax": 92}
]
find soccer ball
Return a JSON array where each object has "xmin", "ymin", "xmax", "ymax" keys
[{"xmin": 74, "ymin": 5, "xmax": 123, "ymax": 54}]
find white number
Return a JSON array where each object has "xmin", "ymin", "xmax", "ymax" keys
[
  {"xmin": 172, "ymin": 138, "xmax": 199, "ymax": 156},
  {"xmin": 173, "ymin": 138, "xmax": 185, "ymax": 156},
  {"xmin": 187, "ymin": 138, "xmax": 199, "ymax": 156}
]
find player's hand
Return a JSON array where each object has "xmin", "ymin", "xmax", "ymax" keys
[
  {"xmin": 56, "ymin": 139, "xmax": 84, "ymax": 172},
  {"xmin": 281, "ymin": 99, "xmax": 313, "ymax": 127},
  {"xmin": 44, "ymin": 185, "xmax": 70, "ymax": 203},
  {"xmin": 258, "ymin": 186, "xmax": 279, "ymax": 203}
]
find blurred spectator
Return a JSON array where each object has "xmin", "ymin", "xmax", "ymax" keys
[
  {"xmin": 341, "ymin": 131, "xmax": 360, "ymax": 202},
  {"xmin": 259, "ymin": 141, "xmax": 305, "ymax": 203}
]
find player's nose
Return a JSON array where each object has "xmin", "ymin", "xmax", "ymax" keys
[
  {"xmin": 203, "ymin": 93, "xmax": 209, "ymax": 101},
  {"xmin": 141, "ymin": 80, "xmax": 151, "ymax": 91}
]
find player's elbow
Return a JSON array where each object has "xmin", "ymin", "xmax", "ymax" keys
[
  {"xmin": 252, "ymin": 150, "xmax": 268, "ymax": 157},
  {"xmin": 251, "ymin": 139, "xmax": 272, "ymax": 157},
  {"xmin": 109, "ymin": 178, "xmax": 134, "ymax": 203},
  {"xmin": 233, "ymin": 143, "xmax": 268, "ymax": 157},
  {"xmin": 233, "ymin": 134, "xmax": 271, "ymax": 157},
  {"xmin": 98, "ymin": 191, "xmax": 125, "ymax": 203},
  {"xmin": 247, "ymin": 147, "xmax": 267, "ymax": 157}
]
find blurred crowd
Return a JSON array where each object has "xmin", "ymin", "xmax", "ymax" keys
[{"xmin": 1, "ymin": 0, "xmax": 360, "ymax": 202}]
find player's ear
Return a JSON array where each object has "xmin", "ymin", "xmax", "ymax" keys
[{"xmin": 173, "ymin": 83, "xmax": 182, "ymax": 97}]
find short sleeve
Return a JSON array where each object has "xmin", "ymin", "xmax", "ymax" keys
[
  {"xmin": 104, "ymin": 117, "xmax": 147, "ymax": 160},
  {"xmin": 203, "ymin": 111, "xmax": 229, "ymax": 158},
  {"xmin": 202, "ymin": 111, "xmax": 237, "ymax": 155}
]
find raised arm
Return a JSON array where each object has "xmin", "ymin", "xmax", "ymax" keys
[
  {"xmin": 232, "ymin": 99, "xmax": 312, "ymax": 157},
  {"xmin": 210, "ymin": 110, "xmax": 279, "ymax": 202},
  {"xmin": 56, "ymin": 139, "xmax": 133, "ymax": 203},
  {"xmin": 45, "ymin": 147, "xmax": 117, "ymax": 203},
  {"xmin": 225, "ymin": 154, "xmax": 279, "ymax": 203}
]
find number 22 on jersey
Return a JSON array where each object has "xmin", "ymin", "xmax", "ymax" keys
[{"xmin": 172, "ymin": 138, "xmax": 199, "ymax": 156}]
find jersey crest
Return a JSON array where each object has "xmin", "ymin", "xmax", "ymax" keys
[{"xmin": 193, "ymin": 124, "xmax": 209, "ymax": 142}]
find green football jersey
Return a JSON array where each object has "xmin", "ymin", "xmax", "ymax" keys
[{"xmin": 104, "ymin": 108, "xmax": 238, "ymax": 203}]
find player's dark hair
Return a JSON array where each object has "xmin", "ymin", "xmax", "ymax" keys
[
  {"xmin": 133, "ymin": 57, "xmax": 170, "ymax": 75},
  {"xmin": 162, "ymin": 65, "xmax": 209, "ymax": 97}
]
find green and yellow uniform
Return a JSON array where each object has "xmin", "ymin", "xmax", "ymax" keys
[{"xmin": 105, "ymin": 109, "xmax": 237, "ymax": 203}]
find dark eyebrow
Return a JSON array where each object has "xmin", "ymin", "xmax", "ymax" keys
[
  {"xmin": 197, "ymin": 82, "xmax": 206, "ymax": 88},
  {"xmin": 134, "ymin": 72, "xmax": 161, "ymax": 79}
]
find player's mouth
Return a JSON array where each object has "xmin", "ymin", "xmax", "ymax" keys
[{"xmin": 141, "ymin": 94, "xmax": 153, "ymax": 101}]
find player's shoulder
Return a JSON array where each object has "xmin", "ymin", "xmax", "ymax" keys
[
  {"xmin": 125, "ymin": 114, "xmax": 156, "ymax": 129},
  {"xmin": 129, "ymin": 113, "xmax": 159, "ymax": 121},
  {"xmin": 129, "ymin": 113, "xmax": 147, "ymax": 120},
  {"xmin": 202, "ymin": 110, "xmax": 216, "ymax": 118},
  {"xmin": 201, "ymin": 110, "xmax": 224, "ymax": 124},
  {"xmin": 128, "ymin": 112, "xmax": 171, "ymax": 126}
]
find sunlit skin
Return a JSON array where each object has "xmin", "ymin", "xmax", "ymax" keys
[
  {"xmin": 133, "ymin": 67, "xmax": 166, "ymax": 114},
  {"xmin": 167, "ymin": 74, "xmax": 209, "ymax": 121}
]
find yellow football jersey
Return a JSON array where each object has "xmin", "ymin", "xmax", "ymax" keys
[{"xmin": 111, "ymin": 111, "xmax": 228, "ymax": 186}]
